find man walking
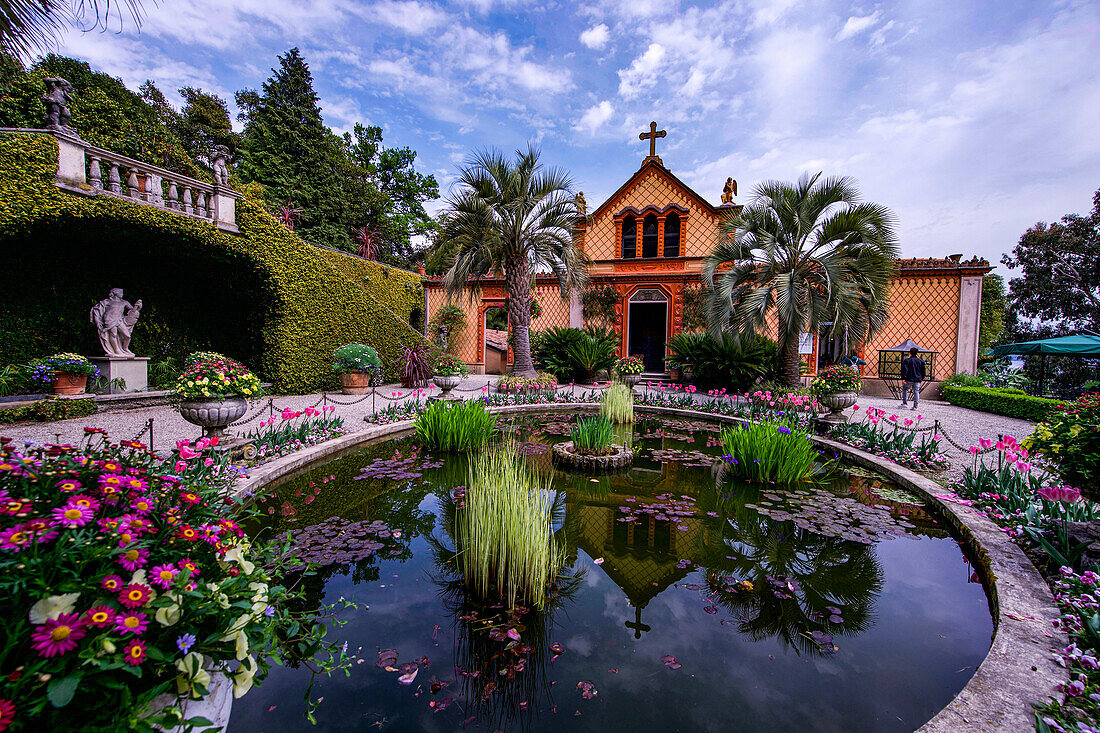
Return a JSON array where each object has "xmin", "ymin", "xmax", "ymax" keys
[{"xmin": 899, "ymin": 347, "xmax": 925, "ymax": 410}]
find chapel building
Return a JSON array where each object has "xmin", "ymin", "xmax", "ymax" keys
[{"xmin": 424, "ymin": 124, "xmax": 991, "ymax": 394}]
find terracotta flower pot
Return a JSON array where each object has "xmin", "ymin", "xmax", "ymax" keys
[
  {"xmin": 339, "ymin": 371, "xmax": 373, "ymax": 395},
  {"xmin": 52, "ymin": 371, "xmax": 87, "ymax": 395}
]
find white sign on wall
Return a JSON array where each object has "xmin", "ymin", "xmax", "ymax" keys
[{"xmin": 798, "ymin": 333, "xmax": 814, "ymax": 355}]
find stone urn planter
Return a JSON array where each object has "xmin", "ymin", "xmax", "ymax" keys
[
  {"xmin": 433, "ymin": 374, "xmax": 463, "ymax": 400},
  {"xmin": 339, "ymin": 371, "xmax": 373, "ymax": 395},
  {"xmin": 52, "ymin": 371, "xmax": 88, "ymax": 395},
  {"xmin": 178, "ymin": 397, "xmax": 248, "ymax": 438},
  {"xmin": 620, "ymin": 373, "xmax": 641, "ymax": 386},
  {"xmin": 552, "ymin": 441, "xmax": 633, "ymax": 471},
  {"xmin": 816, "ymin": 391, "xmax": 858, "ymax": 424}
]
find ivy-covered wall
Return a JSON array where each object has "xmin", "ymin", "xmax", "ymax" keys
[{"xmin": 0, "ymin": 132, "xmax": 425, "ymax": 393}]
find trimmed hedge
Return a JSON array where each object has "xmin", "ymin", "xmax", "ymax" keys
[
  {"xmin": 0, "ymin": 132, "xmax": 426, "ymax": 393},
  {"xmin": 0, "ymin": 397, "xmax": 97, "ymax": 424},
  {"xmin": 942, "ymin": 385, "xmax": 1062, "ymax": 422}
]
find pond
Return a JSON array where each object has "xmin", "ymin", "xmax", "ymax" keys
[{"xmin": 229, "ymin": 415, "xmax": 993, "ymax": 733}]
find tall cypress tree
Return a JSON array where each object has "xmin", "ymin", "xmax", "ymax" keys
[{"xmin": 236, "ymin": 48, "xmax": 346, "ymax": 247}]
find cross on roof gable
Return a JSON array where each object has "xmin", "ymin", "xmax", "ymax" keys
[{"xmin": 586, "ymin": 157, "xmax": 728, "ymax": 224}]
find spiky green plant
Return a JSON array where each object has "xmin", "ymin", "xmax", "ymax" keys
[
  {"xmin": 456, "ymin": 441, "xmax": 566, "ymax": 609},
  {"xmin": 719, "ymin": 421, "xmax": 829, "ymax": 483},
  {"xmin": 414, "ymin": 400, "xmax": 497, "ymax": 452},
  {"xmin": 570, "ymin": 416, "xmax": 615, "ymax": 455},
  {"xmin": 600, "ymin": 383, "xmax": 634, "ymax": 424}
]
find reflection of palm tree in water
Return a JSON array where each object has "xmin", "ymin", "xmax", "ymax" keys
[
  {"xmin": 697, "ymin": 499, "xmax": 884, "ymax": 656},
  {"xmin": 427, "ymin": 486, "xmax": 583, "ymax": 731}
]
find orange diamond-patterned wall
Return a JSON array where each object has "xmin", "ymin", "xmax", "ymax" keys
[{"xmin": 862, "ymin": 275, "xmax": 960, "ymax": 379}]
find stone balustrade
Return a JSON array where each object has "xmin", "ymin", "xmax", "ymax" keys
[{"xmin": 1, "ymin": 127, "xmax": 241, "ymax": 233}]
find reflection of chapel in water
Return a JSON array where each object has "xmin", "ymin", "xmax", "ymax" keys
[{"xmin": 564, "ymin": 461, "xmax": 707, "ymax": 638}]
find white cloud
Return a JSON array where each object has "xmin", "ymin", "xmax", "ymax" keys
[
  {"xmin": 575, "ymin": 100, "xmax": 614, "ymax": 134},
  {"xmin": 835, "ymin": 12, "xmax": 882, "ymax": 41},
  {"xmin": 368, "ymin": 1, "xmax": 448, "ymax": 35},
  {"xmin": 617, "ymin": 43, "xmax": 665, "ymax": 98},
  {"xmin": 580, "ymin": 23, "xmax": 610, "ymax": 50}
]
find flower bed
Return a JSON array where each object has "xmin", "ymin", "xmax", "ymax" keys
[
  {"xmin": 242, "ymin": 405, "xmax": 346, "ymax": 464},
  {"xmin": 496, "ymin": 373, "xmax": 558, "ymax": 394},
  {"xmin": 828, "ymin": 406, "xmax": 949, "ymax": 472},
  {"xmin": 0, "ymin": 431, "xmax": 354, "ymax": 731},
  {"xmin": 174, "ymin": 353, "xmax": 263, "ymax": 401}
]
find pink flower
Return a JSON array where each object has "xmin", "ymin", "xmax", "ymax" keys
[
  {"xmin": 204, "ymin": 458, "xmax": 214, "ymax": 467},
  {"xmin": 968, "ymin": 446, "xmax": 979, "ymax": 455},
  {"xmin": 1037, "ymin": 485, "xmax": 1082, "ymax": 504},
  {"xmin": 174, "ymin": 461, "xmax": 187, "ymax": 474},
  {"xmin": 51, "ymin": 503, "xmax": 94, "ymax": 528},
  {"xmin": 852, "ymin": 405, "xmax": 860, "ymax": 411},
  {"xmin": 150, "ymin": 563, "xmax": 179, "ymax": 589},
  {"xmin": 118, "ymin": 582, "xmax": 153, "ymax": 609},
  {"xmin": 888, "ymin": 414, "xmax": 898, "ymax": 422},
  {"xmin": 117, "ymin": 546, "xmax": 149, "ymax": 571},
  {"xmin": 979, "ymin": 438, "xmax": 993, "ymax": 450},
  {"xmin": 31, "ymin": 613, "xmax": 85, "ymax": 657},
  {"xmin": 1017, "ymin": 461, "xmax": 1031, "ymax": 472},
  {"xmin": 113, "ymin": 610, "xmax": 149, "ymax": 636},
  {"xmin": 178, "ymin": 445, "xmax": 199, "ymax": 460},
  {"xmin": 175, "ymin": 439, "xmax": 191, "ymax": 451},
  {"xmin": 904, "ymin": 418, "xmax": 913, "ymax": 426}
]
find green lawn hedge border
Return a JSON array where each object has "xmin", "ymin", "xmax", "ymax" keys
[
  {"xmin": 0, "ymin": 397, "xmax": 96, "ymax": 424},
  {"xmin": 0, "ymin": 132, "xmax": 426, "ymax": 393},
  {"xmin": 942, "ymin": 385, "xmax": 1062, "ymax": 422}
]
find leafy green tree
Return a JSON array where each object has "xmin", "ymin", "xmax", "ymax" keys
[
  {"xmin": 176, "ymin": 86, "xmax": 238, "ymax": 166},
  {"xmin": 1002, "ymin": 187, "xmax": 1100, "ymax": 333},
  {"xmin": 978, "ymin": 272, "xmax": 1006, "ymax": 355},
  {"xmin": 439, "ymin": 146, "xmax": 587, "ymax": 377},
  {"xmin": 0, "ymin": 53, "xmax": 200, "ymax": 177},
  {"xmin": 704, "ymin": 173, "xmax": 898, "ymax": 387},
  {"xmin": 235, "ymin": 47, "xmax": 348, "ymax": 249}
]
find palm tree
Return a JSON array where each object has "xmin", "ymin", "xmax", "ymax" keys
[
  {"xmin": 1, "ymin": 0, "xmax": 146, "ymax": 57},
  {"xmin": 704, "ymin": 172, "xmax": 898, "ymax": 387},
  {"xmin": 440, "ymin": 146, "xmax": 588, "ymax": 377}
]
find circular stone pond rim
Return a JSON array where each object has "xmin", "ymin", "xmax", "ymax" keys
[{"xmin": 234, "ymin": 402, "xmax": 1067, "ymax": 733}]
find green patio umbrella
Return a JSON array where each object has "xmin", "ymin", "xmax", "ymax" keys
[{"xmin": 989, "ymin": 333, "xmax": 1100, "ymax": 396}]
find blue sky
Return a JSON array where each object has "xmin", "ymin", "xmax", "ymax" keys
[{"xmin": 56, "ymin": 0, "xmax": 1100, "ymax": 270}]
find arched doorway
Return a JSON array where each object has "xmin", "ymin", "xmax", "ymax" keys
[
  {"xmin": 483, "ymin": 306, "xmax": 508, "ymax": 375},
  {"xmin": 627, "ymin": 288, "xmax": 668, "ymax": 373}
]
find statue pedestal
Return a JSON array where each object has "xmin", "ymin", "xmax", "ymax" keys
[{"xmin": 90, "ymin": 357, "xmax": 149, "ymax": 394}]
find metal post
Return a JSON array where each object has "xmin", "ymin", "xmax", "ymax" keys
[{"xmin": 148, "ymin": 418, "xmax": 154, "ymax": 455}]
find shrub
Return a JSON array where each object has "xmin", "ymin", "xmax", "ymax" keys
[
  {"xmin": 414, "ymin": 400, "xmax": 497, "ymax": 452},
  {"xmin": 1024, "ymin": 392, "xmax": 1100, "ymax": 490},
  {"xmin": 810, "ymin": 364, "xmax": 862, "ymax": 396},
  {"xmin": 0, "ymin": 433, "xmax": 352, "ymax": 731},
  {"xmin": 0, "ymin": 397, "xmax": 97, "ymax": 424},
  {"xmin": 456, "ymin": 441, "xmax": 565, "ymax": 609},
  {"xmin": 719, "ymin": 421, "xmax": 825, "ymax": 483},
  {"xmin": 666, "ymin": 331, "xmax": 778, "ymax": 391},
  {"xmin": 600, "ymin": 383, "xmax": 634, "ymax": 424},
  {"xmin": 943, "ymin": 372, "xmax": 986, "ymax": 389},
  {"xmin": 174, "ymin": 352, "xmax": 262, "ymax": 400},
  {"xmin": 532, "ymin": 327, "xmax": 585, "ymax": 380},
  {"xmin": 332, "ymin": 343, "xmax": 382, "ymax": 375},
  {"xmin": 569, "ymin": 327, "xmax": 618, "ymax": 383},
  {"xmin": 942, "ymin": 385, "xmax": 1062, "ymax": 422},
  {"xmin": 580, "ymin": 284, "xmax": 617, "ymax": 328},
  {"xmin": 400, "ymin": 342, "xmax": 434, "ymax": 388},
  {"xmin": 571, "ymin": 416, "xmax": 615, "ymax": 455},
  {"xmin": 434, "ymin": 354, "xmax": 470, "ymax": 377}
]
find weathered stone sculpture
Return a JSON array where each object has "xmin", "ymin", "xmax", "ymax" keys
[
  {"xmin": 575, "ymin": 191, "xmax": 587, "ymax": 217},
  {"xmin": 212, "ymin": 145, "xmax": 230, "ymax": 187},
  {"xmin": 43, "ymin": 77, "xmax": 74, "ymax": 131},
  {"xmin": 721, "ymin": 177, "xmax": 737, "ymax": 204},
  {"xmin": 90, "ymin": 288, "xmax": 142, "ymax": 357}
]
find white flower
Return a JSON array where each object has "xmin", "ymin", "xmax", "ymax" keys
[
  {"xmin": 29, "ymin": 593, "xmax": 80, "ymax": 623},
  {"xmin": 221, "ymin": 613, "xmax": 252, "ymax": 660},
  {"xmin": 233, "ymin": 655, "xmax": 257, "ymax": 698},
  {"xmin": 155, "ymin": 592, "xmax": 182, "ymax": 626},
  {"xmin": 176, "ymin": 652, "xmax": 212, "ymax": 699},
  {"xmin": 221, "ymin": 546, "xmax": 256, "ymax": 575}
]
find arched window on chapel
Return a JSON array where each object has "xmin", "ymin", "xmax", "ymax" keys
[
  {"xmin": 642, "ymin": 214, "xmax": 658, "ymax": 258},
  {"xmin": 663, "ymin": 213, "xmax": 680, "ymax": 257},
  {"xmin": 621, "ymin": 215, "xmax": 636, "ymax": 258}
]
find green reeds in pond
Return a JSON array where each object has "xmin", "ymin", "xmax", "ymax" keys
[
  {"xmin": 570, "ymin": 416, "xmax": 615, "ymax": 455},
  {"xmin": 600, "ymin": 383, "xmax": 634, "ymax": 424},
  {"xmin": 456, "ymin": 441, "xmax": 565, "ymax": 609},
  {"xmin": 719, "ymin": 421, "xmax": 826, "ymax": 483},
  {"xmin": 415, "ymin": 399, "xmax": 497, "ymax": 452}
]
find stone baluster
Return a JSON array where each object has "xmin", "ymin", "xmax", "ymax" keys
[
  {"xmin": 127, "ymin": 167, "xmax": 140, "ymax": 199},
  {"xmin": 166, "ymin": 180, "xmax": 178, "ymax": 210},
  {"xmin": 107, "ymin": 162, "xmax": 121, "ymax": 194},
  {"xmin": 88, "ymin": 156, "xmax": 102, "ymax": 189},
  {"xmin": 181, "ymin": 186, "xmax": 193, "ymax": 214},
  {"xmin": 196, "ymin": 191, "xmax": 208, "ymax": 218},
  {"xmin": 146, "ymin": 173, "xmax": 163, "ymax": 205}
]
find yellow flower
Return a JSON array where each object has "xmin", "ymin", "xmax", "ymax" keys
[
  {"xmin": 233, "ymin": 655, "xmax": 257, "ymax": 698},
  {"xmin": 176, "ymin": 652, "xmax": 211, "ymax": 699}
]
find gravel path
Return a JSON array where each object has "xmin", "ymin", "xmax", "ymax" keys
[{"xmin": 1, "ymin": 381, "xmax": 1037, "ymax": 481}]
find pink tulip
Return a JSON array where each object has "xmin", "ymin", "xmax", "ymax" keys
[
  {"xmin": 1019, "ymin": 447, "xmax": 1029, "ymax": 459},
  {"xmin": 174, "ymin": 460, "xmax": 187, "ymax": 473},
  {"xmin": 1006, "ymin": 452, "xmax": 1017, "ymax": 464},
  {"xmin": 176, "ymin": 439, "xmax": 191, "ymax": 450},
  {"xmin": 1037, "ymin": 485, "xmax": 1082, "ymax": 503},
  {"xmin": 204, "ymin": 458, "xmax": 214, "ymax": 467},
  {"xmin": 1016, "ymin": 461, "xmax": 1030, "ymax": 472},
  {"xmin": 852, "ymin": 405, "xmax": 860, "ymax": 411},
  {"xmin": 904, "ymin": 418, "xmax": 913, "ymax": 426},
  {"xmin": 178, "ymin": 445, "xmax": 199, "ymax": 460},
  {"xmin": 979, "ymin": 438, "xmax": 993, "ymax": 450},
  {"xmin": 968, "ymin": 446, "xmax": 979, "ymax": 455}
]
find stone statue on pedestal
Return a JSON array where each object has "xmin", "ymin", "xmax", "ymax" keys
[
  {"xmin": 43, "ymin": 78, "xmax": 74, "ymax": 131},
  {"xmin": 575, "ymin": 191, "xmax": 587, "ymax": 217},
  {"xmin": 90, "ymin": 289, "xmax": 142, "ymax": 358},
  {"xmin": 721, "ymin": 177, "xmax": 737, "ymax": 204},
  {"xmin": 212, "ymin": 145, "xmax": 230, "ymax": 187}
]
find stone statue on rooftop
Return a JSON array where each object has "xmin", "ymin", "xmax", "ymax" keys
[
  {"xmin": 721, "ymin": 177, "xmax": 737, "ymax": 204},
  {"xmin": 212, "ymin": 145, "xmax": 230, "ymax": 187},
  {"xmin": 43, "ymin": 77, "xmax": 74, "ymax": 131},
  {"xmin": 90, "ymin": 288, "xmax": 142, "ymax": 358},
  {"xmin": 575, "ymin": 191, "xmax": 586, "ymax": 217}
]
